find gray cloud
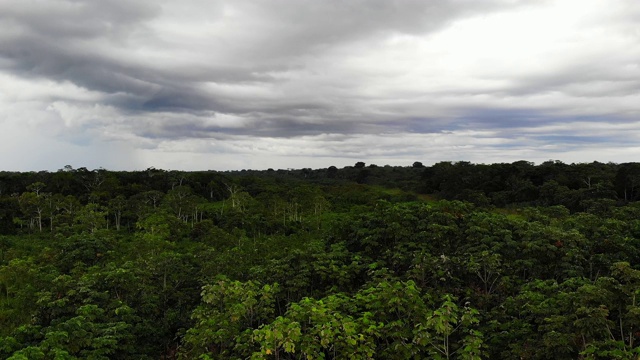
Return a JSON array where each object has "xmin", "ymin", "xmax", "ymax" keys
[
  {"xmin": 0, "ymin": 0, "xmax": 523, "ymax": 111},
  {"xmin": 1, "ymin": 0, "xmax": 640, "ymax": 170}
]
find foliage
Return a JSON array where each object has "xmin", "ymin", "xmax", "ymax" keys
[{"xmin": 1, "ymin": 163, "xmax": 640, "ymax": 359}]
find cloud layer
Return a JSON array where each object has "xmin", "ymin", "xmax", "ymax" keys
[{"xmin": 1, "ymin": 0, "xmax": 640, "ymax": 170}]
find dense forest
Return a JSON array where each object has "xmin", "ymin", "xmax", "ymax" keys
[{"xmin": 2, "ymin": 160, "xmax": 640, "ymax": 359}]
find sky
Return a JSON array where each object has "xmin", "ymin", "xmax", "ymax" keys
[{"xmin": 1, "ymin": 0, "xmax": 640, "ymax": 171}]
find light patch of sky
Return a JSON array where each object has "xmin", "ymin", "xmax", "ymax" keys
[{"xmin": 434, "ymin": 3, "xmax": 582, "ymax": 72}]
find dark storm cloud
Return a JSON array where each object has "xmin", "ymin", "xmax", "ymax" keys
[
  {"xmin": 0, "ymin": 0, "xmax": 532, "ymax": 139},
  {"xmin": 1, "ymin": 1, "xmax": 239, "ymax": 109},
  {"xmin": 223, "ymin": 0, "xmax": 521, "ymax": 57},
  {"xmin": 0, "ymin": 1, "xmax": 159, "ymax": 38}
]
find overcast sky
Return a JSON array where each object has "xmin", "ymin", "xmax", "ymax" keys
[{"xmin": 1, "ymin": 0, "xmax": 640, "ymax": 171}]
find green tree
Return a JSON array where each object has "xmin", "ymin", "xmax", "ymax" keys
[
  {"xmin": 74, "ymin": 204, "xmax": 107, "ymax": 234},
  {"xmin": 181, "ymin": 277, "xmax": 279, "ymax": 359}
]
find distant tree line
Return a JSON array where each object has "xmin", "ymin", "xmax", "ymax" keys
[{"xmin": 1, "ymin": 160, "xmax": 638, "ymax": 235}]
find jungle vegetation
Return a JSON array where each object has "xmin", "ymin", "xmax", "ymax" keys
[{"xmin": 1, "ymin": 160, "xmax": 640, "ymax": 359}]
